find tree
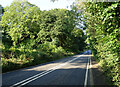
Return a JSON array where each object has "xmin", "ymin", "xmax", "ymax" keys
[
  {"xmin": 1, "ymin": 0, "xmax": 87, "ymax": 72},
  {"xmin": 76, "ymin": 1, "xmax": 120, "ymax": 85},
  {"xmin": 1, "ymin": 0, "xmax": 40, "ymax": 48}
]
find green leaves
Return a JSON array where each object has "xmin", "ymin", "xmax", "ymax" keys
[
  {"xmin": 78, "ymin": 2, "xmax": 120, "ymax": 86},
  {"xmin": 1, "ymin": 0, "xmax": 86, "ymax": 72}
]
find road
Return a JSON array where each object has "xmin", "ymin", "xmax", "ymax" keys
[{"xmin": 2, "ymin": 50, "xmax": 92, "ymax": 87}]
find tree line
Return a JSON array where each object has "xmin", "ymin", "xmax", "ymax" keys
[{"xmin": 0, "ymin": 1, "xmax": 86, "ymax": 72}]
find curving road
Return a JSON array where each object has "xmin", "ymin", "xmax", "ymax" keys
[{"xmin": 2, "ymin": 50, "xmax": 92, "ymax": 87}]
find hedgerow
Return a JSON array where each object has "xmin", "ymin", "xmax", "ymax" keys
[{"xmin": 77, "ymin": 1, "xmax": 120, "ymax": 86}]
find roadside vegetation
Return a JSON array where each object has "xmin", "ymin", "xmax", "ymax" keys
[
  {"xmin": 1, "ymin": 0, "xmax": 119, "ymax": 86},
  {"xmin": 0, "ymin": 1, "xmax": 86, "ymax": 73},
  {"xmin": 76, "ymin": 1, "xmax": 120, "ymax": 86}
]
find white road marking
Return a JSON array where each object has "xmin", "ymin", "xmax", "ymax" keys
[
  {"xmin": 17, "ymin": 69, "xmax": 55, "ymax": 87},
  {"xmin": 84, "ymin": 57, "xmax": 89, "ymax": 87},
  {"xmin": 10, "ymin": 69, "xmax": 52, "ymax": 87},
  {"xmin": 10, "ymin": 54, "xmax": 85, "ymax": 87}
]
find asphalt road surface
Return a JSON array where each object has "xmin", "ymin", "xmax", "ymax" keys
[{"xmin": 2, "ymin": 50, "xmax": 92, "ymax": 87}]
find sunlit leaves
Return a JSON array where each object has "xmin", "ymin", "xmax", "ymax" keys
[{"xmin": 77, "ymin": 1, "xmax": 120, "ymax": 85}]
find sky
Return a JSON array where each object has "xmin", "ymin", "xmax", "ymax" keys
[{"xmin": 0, "ymin": 0, "xmax": 75, "ymax": 10}]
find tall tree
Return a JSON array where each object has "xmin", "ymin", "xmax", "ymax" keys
[{"xmin": 1, "ymin": 0, "xmax": 40, "ymax": 49}]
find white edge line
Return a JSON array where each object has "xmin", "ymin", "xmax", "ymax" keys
[
  {"xmin": 10, "ymin": 54, "xmax": 84, "ymax": 87},
  {"xmin": 84, "ymin": 57, "xmax": 89, "ymax": 87}
]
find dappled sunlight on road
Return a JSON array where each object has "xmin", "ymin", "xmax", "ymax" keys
[
  {"xmin": 82, "ymin": 55, "xmax": 92, "ymax": 57},
  {"xmin": 23, "ymin": 63, "xmax": 62, "ymax": 71},
  {"xmin": 23, "ymin": 54, "xmax": 92, "ymax": 72},
  {"xmin": 3, "ymin": 52, "xmax": 93, "ymax": 86}
]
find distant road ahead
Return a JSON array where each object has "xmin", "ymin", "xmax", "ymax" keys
[{"xmin": 3, "ymin": 51, "xmax": 92, "ymax": 87}]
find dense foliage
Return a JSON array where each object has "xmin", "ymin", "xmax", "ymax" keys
[
  {"xmin": 77, "ymin": 1, "xmax": 120, "ymax": 86},
  {"xmin": 1, "ymin": 1, "xmax": 86, "ymax": 72}
]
